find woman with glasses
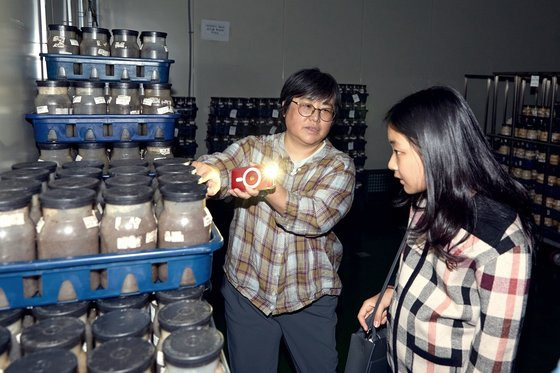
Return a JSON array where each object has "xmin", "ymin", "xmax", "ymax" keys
[{"xmin": 193, "ymin": 68, "xmax": 356, "ymax": 373}]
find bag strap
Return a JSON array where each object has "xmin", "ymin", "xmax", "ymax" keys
[{"xmin": 366, "ymin": 226, "xmax": 410, "ymax": 333}]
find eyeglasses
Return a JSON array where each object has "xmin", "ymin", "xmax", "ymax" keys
[{"xmin": 291, "ymin": 100, "xmax": 335, "ymax": 122}]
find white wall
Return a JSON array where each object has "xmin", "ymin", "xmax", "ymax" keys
[{"xmin": 98, "ymin": 0, "xmax": 560, "ymax": 168}]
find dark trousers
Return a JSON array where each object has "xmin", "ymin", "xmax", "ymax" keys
[{"xmin": 221, "ymin": 279, "xmax": 338, "ymax": 373}]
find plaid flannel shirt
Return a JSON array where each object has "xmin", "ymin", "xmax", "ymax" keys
[
  {"xmin": 387, "ymin": 195, "xmax": 532, "ymax": 372},
  {"xmin": 198, "ymin": 133, "xmax": 355, "ymax": 315}
]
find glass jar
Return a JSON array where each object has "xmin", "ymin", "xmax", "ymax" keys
[
  {"xmin": 144, "ymin": 140, "xmax": 173, "ymax": 163},
  {"xmin": 108, "ymin": 82, "xmax": 141, "ymax": 115},
  {"xmin": 0, "ymin": 191, "xmax": 36, "ymax": 262},
  {"xmin": 21, "ymin": 317, "xmax": 86, "ymax": 373},
  {"xmin": 142, "ymin": 83, "xmax": 173, "ymax": 114},
  {"xmin": 154, "ymin": 157, "xmax": 191, "ymax": 169},
  {"xmin": 6, "ymin": 349, "xmax": 77, "ymax": 373},
  {"xmin": 87, "ymin": 337, "xmax": 154, "ymax": 373},
  {"xmin": 49, "ymin": 176, "xmax": 100, "ymax": 192},
  {"xmin": 57, "ymin": 166, "xmax": 103, "ymax": 180},
  {"xmin": 80, "ymin": 27, "xmax": 111, "ymax": 56},
  {"xmin": 110, "ymin": 29, "xmax": 140, "ymax": 58},
  {"xmin": 73, "ymin": 81, "xmax": 107, "ymax": 115},
  {"xmin": 1, "ymin": 168, "xmax": 50, "ymax": 193},
  {"xmin": 100, "ymin": 185, "xmax": 156, "ymax": 253},
  {"xmin": 163, "ymin": 326, "xmax": 224, "ymax": 373},
  {"xmin": 106, "ymin": 175, "xmax": 153, "ymax": 189},
  {"xmin": 0, "ymin": 178, "xmax": 42, "ymax": 225},
  {"xmin": 156, "ymin": 300, "xmax": 212, "ymax": 368},
  {"xmin": 140, "ymin": 31, "xmax": 168, "ymax": 59},
  {"xmin": 152, "ymin": 285, "xmax": 205, "ymax": 339},
  {"xmin": 32, "ymin": 301, "xmax": 90, "ymax": 325},
  {"xmin": 109, "ymin": 159, "xmax": 148, "ymax": 168},
  {"xmin": 156, "ymin": 164, "xmax": 196, "ymax": 177},
  {"xmin": 12, "ymin": 160, "xmax": 57, "ymax": 176},
  {"xmin": 111, "ymin": 142, "xmax": 141, "ymax": 160},
  {"xmin": 92, "ymin": 309, "xmax": 150, "ymax": 347},
  {"xmin": 35, "ymin": 80, "xmax": 71, "ymax": 115},
  {"xmin": 47, "ymin": 24, "xmax": 80, "ymax": 55},
  {"xmin": 76, "ymin": 143, "xmax": 108, "ymax": 171},
  {"xmin": 109, "ymin": 166, "xmax": 150, "ymax": 177},
  {"xmin": 95, "ymin": 293, "xmax": 150, "ymax": 316},
  {"xmin": 37, "ymin": 143, "xmax": 74, "ymax": 167},
  {"xmin": 63, "ymin": 159, "xmax": 105, "ymax": 170},
  {"xmin": 154, "ymin": 174, "xmax": 200, "ymax": 218}
]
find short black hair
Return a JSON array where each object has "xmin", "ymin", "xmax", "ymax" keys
[{"xmin": 280, "ymin": 68, "xmax": 340, "ymax": 115}]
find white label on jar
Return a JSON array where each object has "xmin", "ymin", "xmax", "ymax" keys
[
  {"xmin": 146, "ymin": 229, "xmax": 157, "ymax": 244},
  {"xmin": 530, "ymin": 75, "xmax": 540, "ymax": 87},
  {"xmin": 98, "ymin": 48, "xmax": 110, "ymax": 56},
  {"xmin": 348, "ymin": 142, "xmax": 354, "ymax": 151},
  {"xmin": 82, "ymin": 341, "xmax": 87, "ymax": 352},
  {"xmin": 97, "ymin": 203, "xmax": 104, "ymax": 216},
  {"xmin": 349, "ymin": 110, "xmax": 355, "ymax": 119},
  {"xmin": 164, "ymin": 231, "xmax": 185, "ymax": 242},
  {"xmin": 94, "ymin": 96, "xmax": 106, "ymax": 104},
  {"xmin": 83, "ymin": 215, "xmax": 99, "ymax": 229},
  {"xmin": 203, "ymin": 207, "xmax": 213, "ymax": 227},
  {"xmin": 107, "ymin": 96, "xmax": 112, "ymax": 104},
  {"xmin": 53, "ymin": 35, "xmax": 64, "ymax": 42},
  {"xmin": 75, "ymin": 154, "xmax": 83, "ymax": 161},
  {"xmin": 73, "ymin": 96, "xmax": 82, "ymax": 103},
  {"xmin": 70, "ymin": 38, "xmax": 79, "ymax": 46},
  {"xmin": 157, "ymin": 350, "xmax": 165, "ymax": 366},
  {"xmin": 114, "ymin": 41, "xmax": 126, "ymax": 48},
  {"xmin": 272, "ymin": 109, "xmax": 279, "ymax": 118},
  {"xmin": 151, "ymin": 97, "xmax": 161, "ymax": 106},
  {"xmin": 352, "ymin": 93, "xmax": 360, "ymax": 103},
  {"xmin": 228, "ymin": 126, "xmax": 236, "ymax": 135},
  {"xmin": 36, "ymin": 217, "xmax": 45, "ymax": 233},
  {"xmin": 115, "ymin": 216, "xmax": 140, "ymax": 230},
  {"xmin": 36, "ymin": 105, "xmax": 49, "ymax": 114},
  {"xmin": 0, "ymin": 213, "xmax": 25, "ymax": 228},
  {"xmin": 152, "ymin": 332, "xmax": 159, "ymax": 346},
  {"xmin": 164, "ymin": 46, "xmax": 168, "ymax": 52},
  {"xmin": 130, "ymin": 110, "xmax": 140, "ymax": 115},
  {"xmin": 117, "ymin": 235, "xmax": 142, "ymax": 250},
  {"xmin": 229, "ymin": 109, "xmax": 237, "ymax": 118},
  {"xmin": 58, "ymin": 51, "xmax": 72, "ymax": 54},
  {"xmin": 270, "ymin": 126, "xmax": 277, "ymax": 135},
  {"xmin": 157, "ymin": 106, "xmax": 171, "ymax": 114},
  {"xmin": 55, "ymin": 108, "xmax": 69, "ymax": 114},
  {"xmin": 116, "ymin": 95, "xmax": 131, "ymax": 105},
  {"xmin": 143, "ymin": 98, "xmax": 153, "ymax": 106},
  {"xmin": 174, "ymin": 128, "xmax": 179, "ymax": 137}
]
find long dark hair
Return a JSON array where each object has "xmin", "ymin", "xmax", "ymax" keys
[{"xmin": 385, "ymin": 86, "xmax": 534, "ymax": 265}]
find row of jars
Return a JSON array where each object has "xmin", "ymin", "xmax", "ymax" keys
[
  {"xmin": 0, "ymin": 287, "xmax": 224, "ymax": 372},
  {"xmin": 339, "ymin": 84, "xmax": 368, "ymax": 104},
  {"xmin": 207, "ymin": 118, "xmax": 282, "ymax": 137},
  {"xmin": 48, "ymin": 24, "xmax": 169, "ymax": 59},
  {"xmin": 35, "ymin": 80, "xmax": 174, "ymax": 115},
  {"xmin": 499, "ymin": 117, "xmax": 560, "ymax": 143},
  {"xmin": 209, "ymin": 97, "xmax": 282, "ymax": 119}
]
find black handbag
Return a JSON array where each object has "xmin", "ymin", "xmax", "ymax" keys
[{"xmin": 344, "ymin": 232, "xmax": 409, "ymax": 373}]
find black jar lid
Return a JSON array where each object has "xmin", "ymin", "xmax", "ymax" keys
[
  {"xmin": 48, "ymin": 24, "xmax": 80, "ymax": 33},
  {"xmin": 145, "ymin": 140, "xmax": 173, "ymax": 147},
  {"xmin": 109, "ymin": 82, "xmax": 140, "ymax": 89},
  {"xmin": 140, "ymin": 31, "xmax": 167, "ymax": 38},
  {"xmin": 0, "ymin": 326, "xmax": 10, "ymax": 356},
  {"xmin": 155, "ymin": 285, "xmax": 205, "ymax": 305},
  {"xmin": 57, "ymin": 166, "xmax": 103, "ymax": 180},
  {"xmin": 103, "ymin": 185, "xmax": 153, "ymax": 205},
  {"xmin": 81, "ymin": 26, "xmax": 111, "ymax": 35},
  {"xmin": 87, "ymin": 337, "xmax": 154, "ymax": 373},
  {"xmin": 36, "ymin": 142, "xmax": 71, "ymax": 150},
  {"xmin": 32, "ymin": 301, "xmax": 90, "ymax": 320},
  {"xmin": 105, "ymin": 175, "xmax": 153, "ymax": 188},
  {"xmin": 157, "ymin": 299, "xmax": 212, "ymax": 332},
  {"xmin": 1, "ymin": 168, "xmax": 50, "ymax": 183},
  {"xmin": 153, "ymin": 157, "xmax": 191, "ymax": 168},
  {"xmin": 0, "ymin": 179, "xmax": 42, "ymax": 195},
  {"xmin": 109, "ymin": 166, "xmax": 149, "ymax": 177},
  {"xmin": 112, "ymin": 142, "xmax": 139, "ymax": 149},
  {"xmin": 92, "ymin": 309, "xmax": 150, "ymax": 343},
  {"xmin": 62, "ymin": 160, "xmax": 105, "ymax": 169},
  {"xmin": 21, "ymin": 317, "xmax": 84, "ymax": 353},
  {"xmin": 163, "ymin": 326, "xmax": 223, "ymax": 369},
  {"xmin": 40, "ymin": 188, "xmax": 95, "ymax": 209},
  {"xmin": 74, "ymin": 81, "xmax": 106, "ymax": 89},
  {"xmin": 156, "ymin": 164, "xmax": 196, "ymax": 176},
  {"xmin": 160, "ymin": 183, "xmax": 207, "ymax": 202},
  {"xmin": 95, "ymin": 293, "xmax": 150, "ymax": 313},
  {"xmin": 5, "ymin": 349, "xmax": 77, "ymax": 373},
  {"xmin": 0, "ymin": 308, "xmax": 24, "ymax": 327},
  {"xmin": 78, "ymin": 142, "xmax": 106, "ymax": 150},
  {"xmin": 142, "ymin": 83, "xmax": 172, "ymax": 90},
  {"xmin": 109, "ymin": 159, "xmax": 148, "ymax": 168},
  {"xmin": 111, "ymin": 29, "xmax": 139, "ymax": 37},
  {"xmin": 49, "ymin": 177, "xmax": 100, "ymax": 191},
  {"xmin": 158, "ymin": 173, "xmax": 200, "ymax": 186},
  {"xmin": 12, "ymin": 160, "xmax": 58, "ymax": 173},
  {"xmin": 36, "ymin": 80, "xmax": 70, "ymax": 88},
  {"xmin": 0, "ymin": 191, "xmax": 32, "ymax": 211}
]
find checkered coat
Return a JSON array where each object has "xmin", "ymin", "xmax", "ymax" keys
[{"xmin": 387, "ymin": 195, "xmax": 532, "ymax": 372}]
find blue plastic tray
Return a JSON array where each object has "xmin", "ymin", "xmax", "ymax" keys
[
  {"xmin": 41, "ymin": 53, "xmax": 174, "ymax": 82},
  {"xmin": 26, "ymin": 114, "xmax": 178, "ymax": 143},
  {"xmin": 0, "ymin": 225, "xmax": 223, "ymax": 310}
]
